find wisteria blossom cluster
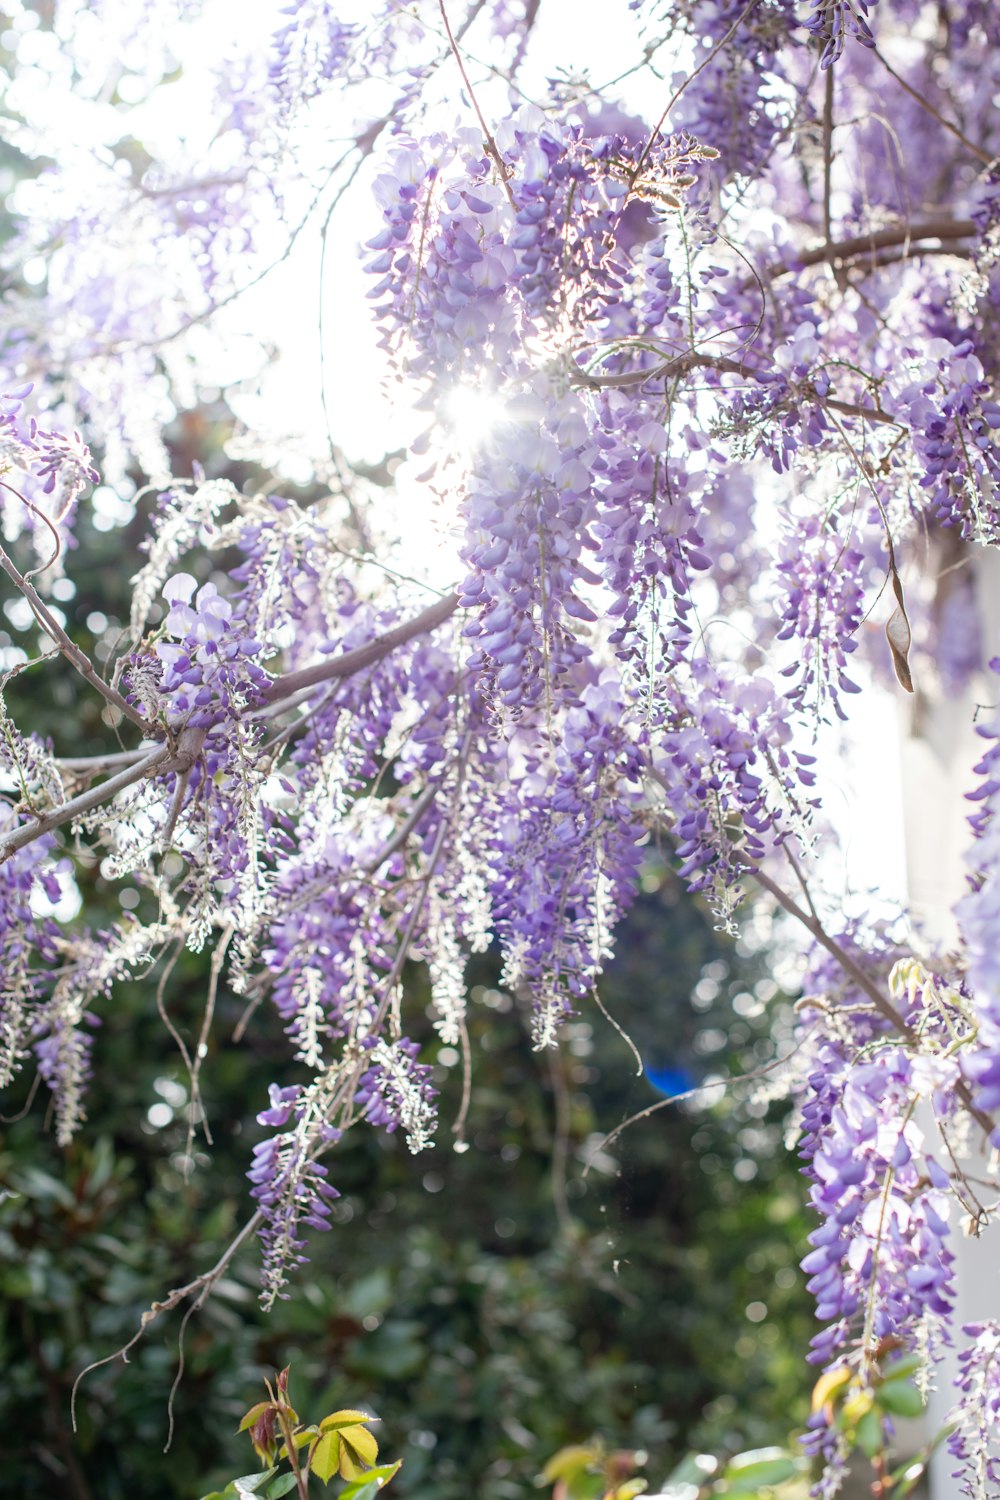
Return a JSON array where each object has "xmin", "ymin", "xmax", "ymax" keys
[
  {"xmin": 4, "ymin": 0, "xmax": 1000, "ymax": 1488},
  {"xmin": 948, "ymin": 1322, "xmax": 1000, "ymax": 1498}
]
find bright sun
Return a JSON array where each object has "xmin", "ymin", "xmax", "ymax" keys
[{"xmin": 441, "ymin": 385, "xmax": 507, "ymax": 454}]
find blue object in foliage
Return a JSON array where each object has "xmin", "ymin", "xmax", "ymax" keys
[{"xmin": 643, "ymin": 1062, "xmax": 697, "ymax": 1098}]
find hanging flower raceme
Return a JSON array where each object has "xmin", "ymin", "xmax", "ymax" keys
[
  {"xmin": 0, "ymin": 823, "xmax": 62, "ymax": 1090},
  {"xmin": 802, "ymin": 0, "xmax": 879, "ymax": 66},
  {"xmin": 793, "ymin": 949, "xmax": 975, "ymax": 1432},
  {"xmin": 0, "ymin": 379, "xmax": 99, "ymax": 537},
  {"xmin": 652, "ymin": 664, "xmax": 815, "ymax": 919},
  {"xmin": 250, "ymin": 1081, "xmax": 342, "ymax": 1310},
  {"xmin": 149, "ymin": 573, "xmax": 269, "ymax": 725},
  {"xmin": 947, "ymin": 1322, "xmax": 1000, "ymax": 1499},
  {"xmin": 893, "ymin": 339, "xmax": 1000, "ymax": 545},
  {"xmin": 957, "ymin": 672, "xmax": 1000, "ymax": 1139},
  {"xmin": 354, "ymin": 1037, "xmax": 437, "ymax": 1151},
  {"xmin": 775, "ymin": 512, "xmax": 867, "ymax": 720},
  {"xmin": 484, "ymin": 670, "xmax": 647, "ymax": 1044}
]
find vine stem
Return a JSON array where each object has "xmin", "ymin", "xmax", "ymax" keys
[
  {"xmin": 573, "ymin": 349, "xmax": 900, "ymax": 428},
  {"xmin": 261, "ymin": 591, "xmax": 459, "ymax": 709},
  {"xmin": 0, "ymin": 533, "xmax": 154, "ymax": 736},
  {"xmin": 630, "ymin": 0, "xmax": 762, "ymax": 183},
  {"xmin": 71, "ymin": 1208, "xmax": 263, "ymax": 1432},
  {"xmin": 874, "ymin": 46, "xmax": 994, "ymax": 166},
  {"xmin": 749, "ymin": 864, "xmax": 994, "ymax": 1138},
  {"xmin": 437, "ymin": 0, "xmax": 518, "ymax": 210}
]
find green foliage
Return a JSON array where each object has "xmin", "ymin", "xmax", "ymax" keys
[
  {"xmin": 200, "ymin": 1366, "xmax": 398, "ymax": 1499},
  {"xmin": 540, "ymin": 1439, "xmax": 650, "ymax": 1500},
  {"xmin": 539, "ymin": 1440, "xmax": 810, "ymax": 1500},
  {"xmin": 0, "ymin": 880, "xmax": 813, "ymax": 1496}
]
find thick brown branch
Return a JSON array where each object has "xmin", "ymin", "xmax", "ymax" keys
[
  {"xmin": 57, "ymin": 749, "xmax": 151, "ymax": 775},
  {"xmin": 262, "ymin": 592, "xmax": 460, "ymax": 709},
  {"xmin": 783, "ymin": 218, "xmax": 975, "ymax": 275},
  {"xmin": 0, "ymin": 729, "xmax": 205, "ymax": 864},
  {"xmin": 0, "ymin": 746, "xmax": 170, "ymax": 863}
]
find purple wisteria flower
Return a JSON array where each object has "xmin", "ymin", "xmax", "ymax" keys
[
  {"xmin": 947, "ymin": 1323, "xmax": 1000, "ymax": 1498},
  {"xmin": 250, "ymin": 1083, "xmax": 342, "ymax": 1309},
  {"xmin": 143, "ymin": 572, "xmax": 269, "ymax": 725},
  {"xmin": 802, "ymin": 0, "xmax": 879, "ymax": 66},
  {"xmin": 0, "ymin": 821, "xmax": 61, "ymax": 1091},
  {"xmin": 355, "ymin": 1037, "xmax": 437, "ymax": 1151},
  {"xmin": 958, "ymin": 670, "xmax": 1000, "ymax": 1138}
]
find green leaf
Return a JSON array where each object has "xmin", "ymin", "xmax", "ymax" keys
[
  {"xmin": 262, "ymin": 1475, "xmax": 300, "ymax": 1499},
  {"xmin": 339, "ymin": 1462, "xmax": 402, "ymax": 1499},
  {"xmin": 319, "ymin": 1410, "xmax": 379, "ymax": 1433},
  {"xmin": 893, "ymin": 1462, "xmax": 927, "ymax": 1498},
  {"xmin": 340, "ymin": 1427, "xmax": 379, "ymax": 1478},
  {"xmin": 563, "ymin": 1477, "xmax": 604, "ymax": 1500},
  {"xmin": 336, "ymin": 1484, "xmax": 380, "ymax": 1500},
  {"xmin": 854, "ymin": 1408, "xmax": 884, "ymax": 1460},
  {"xmin": 665, "ymin": 1453, "xmax": 719, "ymax": 1485},
  {"xmin": 722, "ymin": 1462, "xmax": 799, "ymax": 1493},
  {"xmin": 235, "ymin": 1471, "xmax": 278, "ymax": 1494},
  {"xmin": 221, "ymin": 1473, "xmax": 278, "ymax": 1499},
  {"xmin": 881, "ymin": 1354, "xmax": 923, "ymax": 1383},
  {"xmin": 876, "ymin": 1379, "xmax": 925, "ymax": 1419},
  {"xmin": 279, "ymin": 1428, "xmax": 318, "ymax": 1457},
  {"xmin": 310, "ymin": 1431, "xmax": 341, "ymax": 1485},
  {"xmin": 610, "ymin": 1480, "xmax": 647, "ymax": 1500},
  {"xmin": 721, "ymin": 1449, "xmax": 799, "ymax": 1491},
  {"xmin": 540, "ymin": 1445, "xmax": 599, "ymax": 1483},
  {"xmin": 341, "ymin": 1268, "xmax": 393, "ymax": 1319}
]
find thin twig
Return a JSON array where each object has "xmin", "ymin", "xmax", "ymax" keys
[
  {"xmin": 631, "ymin": 0, "xmax": 761, "ymax": 183},
  {"xmin": 585, "ymin": 1037, "xmax": 809, "ymax": 1172},
  {"xmin": 437, "ymin": 0, "xmax": 518, "ymax": 210},
  {"xmin": 181, "ymin": 923, "xmax": 233, "ymax": 1171},
  {"xmin": 451, "ymin": 1008, "xmax": 473, "ymax": 1151},
  {"xmin": 0, "ymin": 532, "xmax": 154, "ymax": 736},
  {"xmin": 0, "ymin": 1069, "xmax": 41, "ymax": 1122},
  {"xmin": 2, "ymin": 481, "xmax": 64, "ymax": 583},
  {"xmin": 822, "ymin": 66, "xmax": 834, "ymax": 251},
  {"xmin": 364, "ymin": 780, "xmax": 441, "ymax": 875},
  {"xmin": 874, "ymin": 47, "xmax": 994, "ymax": 167},
  {"xmin": 71, "ymin": 1209, "xmax": 263, "ymax": 1431},
  {"xmin": 574, "ymin": 349, "xmax": 900, "ymax": 428},
  {"xmin": 155, "ymin": 937, "xmax": 194, "ymax": 1076},
  {"xmin": 751, "ymin": 864, "xmax": 912, "ymax": 1034},
  {"xmin": 163, "ymin": 1299, "xmax": 199, "ymax": 1454},
  {"xmin": 547, "ymin": 1046, "xmax": 574, "ymax": 1235},
  {"xmin": 751, "ymin": 864, "xmax": 995, "ymax": 1138}
]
